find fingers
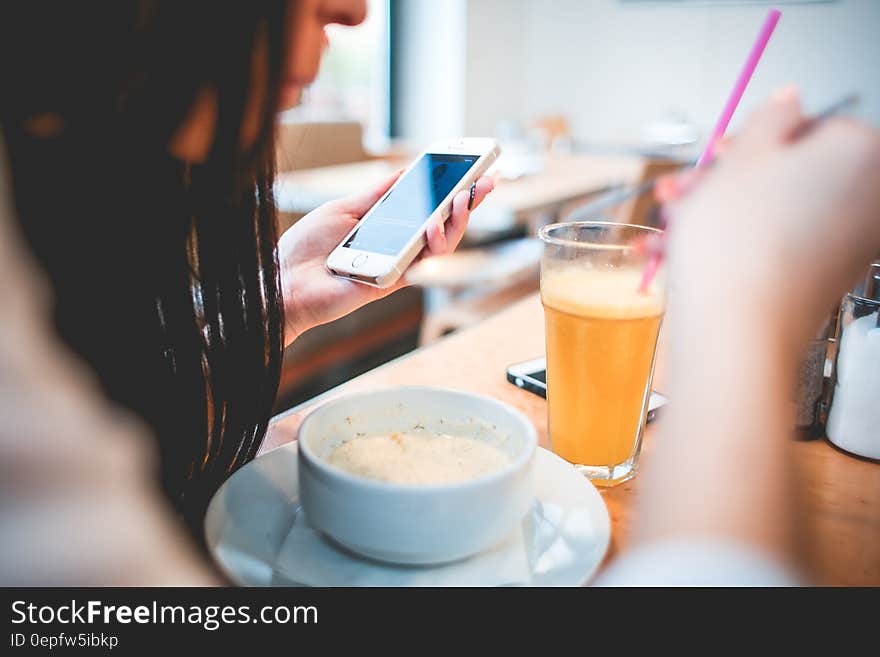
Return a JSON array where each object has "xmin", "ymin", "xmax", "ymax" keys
[
  {"xmin": 336, "ymin": 167, "xmax": 405, "ymax": 216},
  {"xmin": 470, "ymin": 175, "xmax": 496, "ymax": 211},
  {"xmin": 424, "ymin": 188, "xmax": 469, "ymax": 255},
  {"xmin": 735, "ymin": 86, "xmax": 804, "ymax": 154},
  {"xmin": 424, "ymin": 204, "xmax": 449, "ymax": 254},
  {"xmin": 425, "ymin": 176, "xmax": 496, "ymax": 256},
  {"xmin": 656, "ymin": 86, "xmax": 804, "ymax": 208},
  {"xmin": 449, "ymin": 176, "xmax": 495, "ymax": 248},
  {"xmin": 445, "ymin": 188, "xmax": 472, "ymax": 252},
  {"xmin": 423, "ymin": 175, "xmax": 496, "ymax": 255},
  {"xmin": 713, "ymin": 135, "xmax": 734, "ymax": 158},
  {"xmin": 631, "ymin": 231, "xmax": 666, "ymax": 258},
  {"xmin": 654, "ymin": 169, "xmax": 704, "ymax": 204}
]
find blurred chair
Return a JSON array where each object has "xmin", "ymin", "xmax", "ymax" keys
[
  {"xmin": 530, "ymin": 115, "xmax": 572, "ymax": 152},
  {"xmin": 276, "ymin": 120, "xmax": 368, "ymax": 173},
  {"xmin": 408, "ymin": 238, "xmax": 542, "ymax": 345},
  {"xmin": 558, "ymin": 157, "xmax": 683, "ymax": 229},
  {"xmin": 275, "ymin": 286, "xmax": 424, "ymax": 412},
  {"xmin": 272, "ymin": 121, "xmax": 426, "ymax": 413},
  {"xmin": 276, "ymin": 121, "xmax": 370, "ymax": 231},
  {"xmin": 610, "ymin": 158, "xmax": 682, "ymax": 227}
]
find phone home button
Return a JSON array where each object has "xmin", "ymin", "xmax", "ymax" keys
[{"xmin": 351, "ymin": 254, "xmax": 368, "ymax": 268}]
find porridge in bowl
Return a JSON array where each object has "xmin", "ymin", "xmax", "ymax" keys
[
  {"xmin": 326, "ymin": 431, "xmax": 510, "ymax": 485},
  {"xmin": 297, "ymin": 386, "xmax": 537, "ymax": 564}
]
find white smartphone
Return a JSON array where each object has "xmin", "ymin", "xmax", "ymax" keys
[
  {"xmin": 326, "ymin": 138, "xmax": 501, "ymax": 288},
  {"xmin": 506, "ymin": 357, "xmax": 669, "ymax": 423}
]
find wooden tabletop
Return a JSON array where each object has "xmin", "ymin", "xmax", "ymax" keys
[
  {"xmin": 264, "ymin": 294, "xmax": 880, "ymax": 585},
  {"xmin": 274, "ymin": 153, "xmax": 645, "ymax": 235}
]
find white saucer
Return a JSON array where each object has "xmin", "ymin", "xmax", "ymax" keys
[{"xmin": 205, "ymin": 444, "xmax": 610, "ymax": 586}]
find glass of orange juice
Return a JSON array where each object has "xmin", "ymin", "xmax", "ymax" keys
[{"xmin": 538, "ymin": 221, "xmax": 665, "ymax": 486}]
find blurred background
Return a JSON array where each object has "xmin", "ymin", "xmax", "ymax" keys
[{"xmin": 273, "ymin": 0, "xmax": 880, "ymax": 412}]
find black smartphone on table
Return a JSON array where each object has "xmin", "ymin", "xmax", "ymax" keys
[{"xmin": 506, "ymin": 357, "xmax": 668, "ymax": 423}]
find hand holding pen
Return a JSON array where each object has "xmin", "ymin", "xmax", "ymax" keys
[
  {"xmin": 632, "ymin": 91, "xmax": 862, "ymax": 259},
  {"xmin": 644, "ymin": 88, "xmax": 880, "ymax": 354}
]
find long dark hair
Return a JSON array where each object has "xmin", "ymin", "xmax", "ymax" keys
[{"xmin": 0, "ymin": 2, "xmax": 289, "ymax": 534}]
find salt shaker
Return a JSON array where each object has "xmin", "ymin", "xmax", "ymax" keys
[{"xmin": 825, "ymin": 261, "xmax": 880, "ymax": 459}]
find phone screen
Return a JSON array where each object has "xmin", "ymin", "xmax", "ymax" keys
[
  {"xmin": 343, "ymin": 153, "xmax": 479, "ymax": 256},
  {"xmin": 527, "ymin": 369, "xmax": 546, "ymax": 384}
]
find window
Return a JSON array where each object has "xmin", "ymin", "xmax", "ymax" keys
[{"xmin": 279, "ymin": 0, "xmax": 390, "ymax": 151}]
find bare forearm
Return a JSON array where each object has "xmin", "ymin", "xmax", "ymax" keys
[
  {"xmin": 636, "ymin": 296, "xmax": 800, "ymax": 560},
  {"xmin": 625, "ymin": 93, "xmax": 880, "ymax": 576}
]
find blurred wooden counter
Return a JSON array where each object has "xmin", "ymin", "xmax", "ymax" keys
[
  {"xmin": 264, "ymin": 294, "xmax": 880, "ymax": 586},
  {"xmin": 274, "ymin": 153, "xmax": 646, "ymax": 238}
]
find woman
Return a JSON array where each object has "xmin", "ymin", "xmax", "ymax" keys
[
  {"xmin": 3, "ymin": 3, "xmax": 879, "ymax": 587},
  {"xmin": 0, "ymin": 0, "xmax": 495, "ymax": 534},
  {"xmin": 3, "ymin": 90, "xmax": 878, "ymax": 586}
]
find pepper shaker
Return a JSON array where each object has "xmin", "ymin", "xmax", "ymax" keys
[{"xmin": 794, "ymin": 316, "xmax": 832, "ymax": 435}]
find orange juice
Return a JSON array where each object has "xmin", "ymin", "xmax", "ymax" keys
[{"xmin": 542, "ymin": 267, "xmax": 663, "ymax": 473}]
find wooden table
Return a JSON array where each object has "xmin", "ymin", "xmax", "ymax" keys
[
  {"xmin": 274, "ymin": 153, "xmax": 645, "ymax": 238},
  {"xmin": 263, "ymin": 294, "xmax": 880, "ymax": 585}
]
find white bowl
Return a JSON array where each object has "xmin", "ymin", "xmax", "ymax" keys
[{"xmin": 297, "ymin": 386, "xmax": 537, "ymax": 565}]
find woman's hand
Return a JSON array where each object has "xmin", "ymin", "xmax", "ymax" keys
[
  {"xmin": 655, "ymin": 90, "xmax": 880, "ymax": 353},
  {"xmin": 278, "ymin": 169, "xmax": 497, "ymax": 345}
]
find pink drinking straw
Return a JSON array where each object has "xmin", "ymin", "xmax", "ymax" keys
[{"xmin": 637, "ymin": 8, "xmax": 782, "ymax": 293}]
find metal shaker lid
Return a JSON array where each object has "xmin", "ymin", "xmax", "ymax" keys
[{"xmin": 851, "ymin": 261, "xmax": 880, "ymax": 303}]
